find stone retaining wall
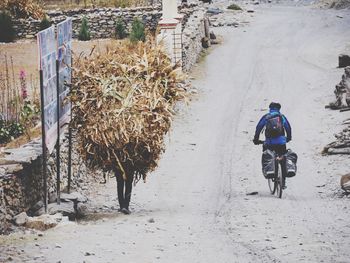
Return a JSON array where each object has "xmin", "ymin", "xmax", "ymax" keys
[
  {"xmin": 0, "ymin": 131, "xmax": 102, "ymax": 234},
  {"xmin": 182, "ymin": 8, "xmax": 206, "ymax": 72},
  {"xmin": 13, "ymin": 4, "xmax": 198, "ymax": 40}
]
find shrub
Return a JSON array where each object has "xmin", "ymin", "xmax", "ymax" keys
[
  {"xmin": 40, "ymin": 16, "xmax": 51, "ymax": 31},
  {"xmin": 0, "ymin": 119, "xmax": 24, "ymax": 144},
  {"xmin": 78, "ymin": 17, "xmax": 91, "ymax": 41},
  {"xmin": 129, "ymin": 18, "xmax": 145, "ymax": 43},
  {"xmin": 7, "ymin": 121, "xmax": 24, "ymax": 138},
  {"xmin": 227, "ymin": 3, "xmax": 242, "ymax": 10},
  {"xmin": 115, "ymin": 18, "xmax": 127, "ymax": 39},
  {"xmin": 0, "ymin": 11, "xmax": 15, "ymax": 43},
  {"xmin": 0, "ymin": 119, "xmax": 11, "ymax": 144}
]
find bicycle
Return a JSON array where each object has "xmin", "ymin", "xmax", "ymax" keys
[{"xmin": 258, "ymin": 141, "xmax": 286, "ymax": 199}]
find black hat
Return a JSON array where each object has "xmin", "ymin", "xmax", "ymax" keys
[{"xmin": 269, "ymin": 102, "xmax": 281, "ymax": 110}]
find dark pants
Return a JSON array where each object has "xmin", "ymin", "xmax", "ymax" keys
[
  {"xmin": 115, "ymin": 172, "xmax": 133, "ymax": 210},
  {"xmin": 263, "ymin": 144, "xmax": 287, "ymax": 156}
]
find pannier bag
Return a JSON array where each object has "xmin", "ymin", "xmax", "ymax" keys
[
  {"xmin": 285, "ymin": 149, "xmax": 298, "ymax": 177},
  {"xmin": 262, "ymin": 149, "xmax": 276, "ymax": 179}
]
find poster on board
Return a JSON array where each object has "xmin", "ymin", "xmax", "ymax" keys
[
  {"xmin": 57, "ymin": 18, "xmax": 72, "ymax": 129},
  {"xmin": 38, "ymin": 26, "xmax": 58, "ymax": 153}
]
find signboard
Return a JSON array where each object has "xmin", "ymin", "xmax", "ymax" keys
[
  {"xmin": 57, "ymin": 18, "xmax": 72, "ymax": 128},
  {"xmin": 38, "ymin": 26, "xmax": 58, "ymax": 153}
]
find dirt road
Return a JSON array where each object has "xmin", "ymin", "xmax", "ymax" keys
[{"xmin": 1, "ymin": 4, "xmax": 350, "ymax": 263}]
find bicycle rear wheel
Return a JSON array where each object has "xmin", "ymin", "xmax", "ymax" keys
[
  {"xmin": 276, "ymin": 162, "xmax": 283, "ymax": 198},
  {"xmin": 268, "ymin": 177, "xmax": 276, "ymax": 194}
]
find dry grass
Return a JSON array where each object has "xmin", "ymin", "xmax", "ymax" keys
[{"xmin": 71, "ymin": 39, "xmax": 187, "ymax": 180}]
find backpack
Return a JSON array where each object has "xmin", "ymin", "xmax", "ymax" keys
[{"xmin": 265, "ymin": 113, "xmax": 284, "ymax": 138}]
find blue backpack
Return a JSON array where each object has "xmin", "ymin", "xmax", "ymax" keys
[{"xmin": 265, "ymin": 113, "xmax": 284, "ymax": 138}]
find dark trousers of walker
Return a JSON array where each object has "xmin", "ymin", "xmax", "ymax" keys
[{"xmin": 115, "ymin": 172, "xmax": 133, "ymax": 210}]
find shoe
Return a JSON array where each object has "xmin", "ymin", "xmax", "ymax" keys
[
  {"xmin": 282, "ymin": 185, "xmax": 287, "ymax": 190},
  {"xmin": 121, "ymin": 208, "xmax": 131, "ymax": 215}
]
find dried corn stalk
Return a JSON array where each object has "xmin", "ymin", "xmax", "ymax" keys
[
  {"xmin": 0, "ymin": 0, "xmax": 45, "ymax": 20},
  {"xmin": 71, "ymin": 40, "xmax": 187, "ymax": 180}
]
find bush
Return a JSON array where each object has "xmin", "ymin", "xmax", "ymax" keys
[
  {"xmin": 78, "ymin": 17, "xmax": 91, "ymax": 41},
  {"xmin": 0, "ymin": 11, "xmax": 15, "ymax": 43},
  {"xmin": 115, "ymin": 18, "xmax": 127, "ymax": 39},
  {"xmin": 227, "ymin": 3, "xmax": 242, "ymax": 10},
  {"xmin": 129, "ymin": 18, "xmax": 145, "ymax": 43},
  {"xmin": 40, "ymin": 16, "xmax": 51, "ymax": 31},
  {"xmin": 0, "ymin": 119, "xmax": 24, "ymax": 144},
  {"xmin": 7, "ymin": 121, "xmax": 24, "ymax": 138}
]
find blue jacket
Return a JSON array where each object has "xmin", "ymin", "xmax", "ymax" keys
[{"xmin": 254, "ymin": 109, "xmax": 292, "ymax": 145}]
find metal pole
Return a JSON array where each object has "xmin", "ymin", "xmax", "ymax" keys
[
  {"xmin": 39, "ymin": 70, "xmax": 48, "ymax": 212},
  {"xmin": 56, "ymin": 60, "xmax": 61, "ymax": 205},
  {"xmin": 67, "ymin": 120, "xmax": 72, "ymax": 193},
  {"xmin": 67, "ymin": 57, "xmax": 73, "ymax": 193}
]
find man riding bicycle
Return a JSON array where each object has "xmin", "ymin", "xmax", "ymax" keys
[
  {"xmin": 253, "ymin": 102, "xmax": 292, "ymax": 187},
  {"xmin": 253, "ymin": 102, "xmax": 291, "ymax": 153}
]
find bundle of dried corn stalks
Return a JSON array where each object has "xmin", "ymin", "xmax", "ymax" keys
[
  {"xmin": 0, "ymin": 0, "xmax": 44, "ymax": 19},
  {"xmin": 71, "ymin": 40, "xmax": 187, "ymax": 180}
]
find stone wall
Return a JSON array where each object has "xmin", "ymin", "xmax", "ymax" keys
[
  {"xmin": 13, "ymin": 4, "xmax": 198, "ymax": 40},
  {"xmin": 182, "ymin": 8, "xmax": 206, "ymax": 72},
  {"xmin": 0, "ymin": 130, "xmax": 101, "ymax": 234}
]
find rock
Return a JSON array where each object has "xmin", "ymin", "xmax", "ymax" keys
[
  {"xmin": 29, "ymin": 201, "xmax": 45, "ymax": 217},
  {"xmin": 32, "ymin": 201, "xmax": 44, "ymax": 212},
  {"xmin": 341, "ymin": 173, "xmax": 350, "ymax": 192},
  {"xmin": 206, "ymin": 7, "xmax": 223, "ymax": 14},
  {"xmin": 247, "ymin": 10, "xmax": 255, "ymax": 13},
  {"xmin": 339, "ymin": 54, "xmax": 350, "ymax": 68},
  {"xmin": 60, "ymin": 192, "xmax": 88, "ymax": 203},
  {"xmin": 148, "ymin": 218, "xmax": 155, "ymax": 223},
  {"xmin": 49, "ymin": 192, "xmax": 58, "ymax": 204},
  {"xmin": 25, "ymin": 214, "xmax": 63, "ymax": 231},
  {"xmin": 76, "ymin": 203, "xmax": 89, "ymax": 218},
  {"xmin": 33, "ymin": 207, "xmax": 46, "ymax": 217},
  {"xmin": 13, "ymin": 212, "xmax": 28, "ymax": 226},
  {"xmin": 201, "ymin": 37, "xmax": 210, "ymax": 48},
  {"xmin": 47, "ymin": 201, "xmax": 76, "ymax": 220}
]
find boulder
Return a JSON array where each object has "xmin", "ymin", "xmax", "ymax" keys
[
  {"xmin": 47, "ymin": 201, "xmax": 76, "ymax": 220},
  {"xmin": 60, "ymin": 192, "xmax": 88, "ymax": 204},
  {"xmin": 25, "ymin": 213, "xmax": 68, "ymax": 231},
  {"xmin": 341, "ymin": 173, "xmax": 350, "ymax": 192},
  {"xmin": 29, "ymin": 200, "xmax": 45, "ymax": 216},
  {"xmin": 76, "ymin": 203, "xmax": 89, "ymax": 218},
  {"xmin": 201, "ymin": 37, "xmax": 210, "ymax": 48},
  {"xmin": 13, "ymin": 212, "xmax": 28, "ymax": 226},
  {"xmin": 339, "ymin": 54, "xmax": 350, "ymax": 68}
]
